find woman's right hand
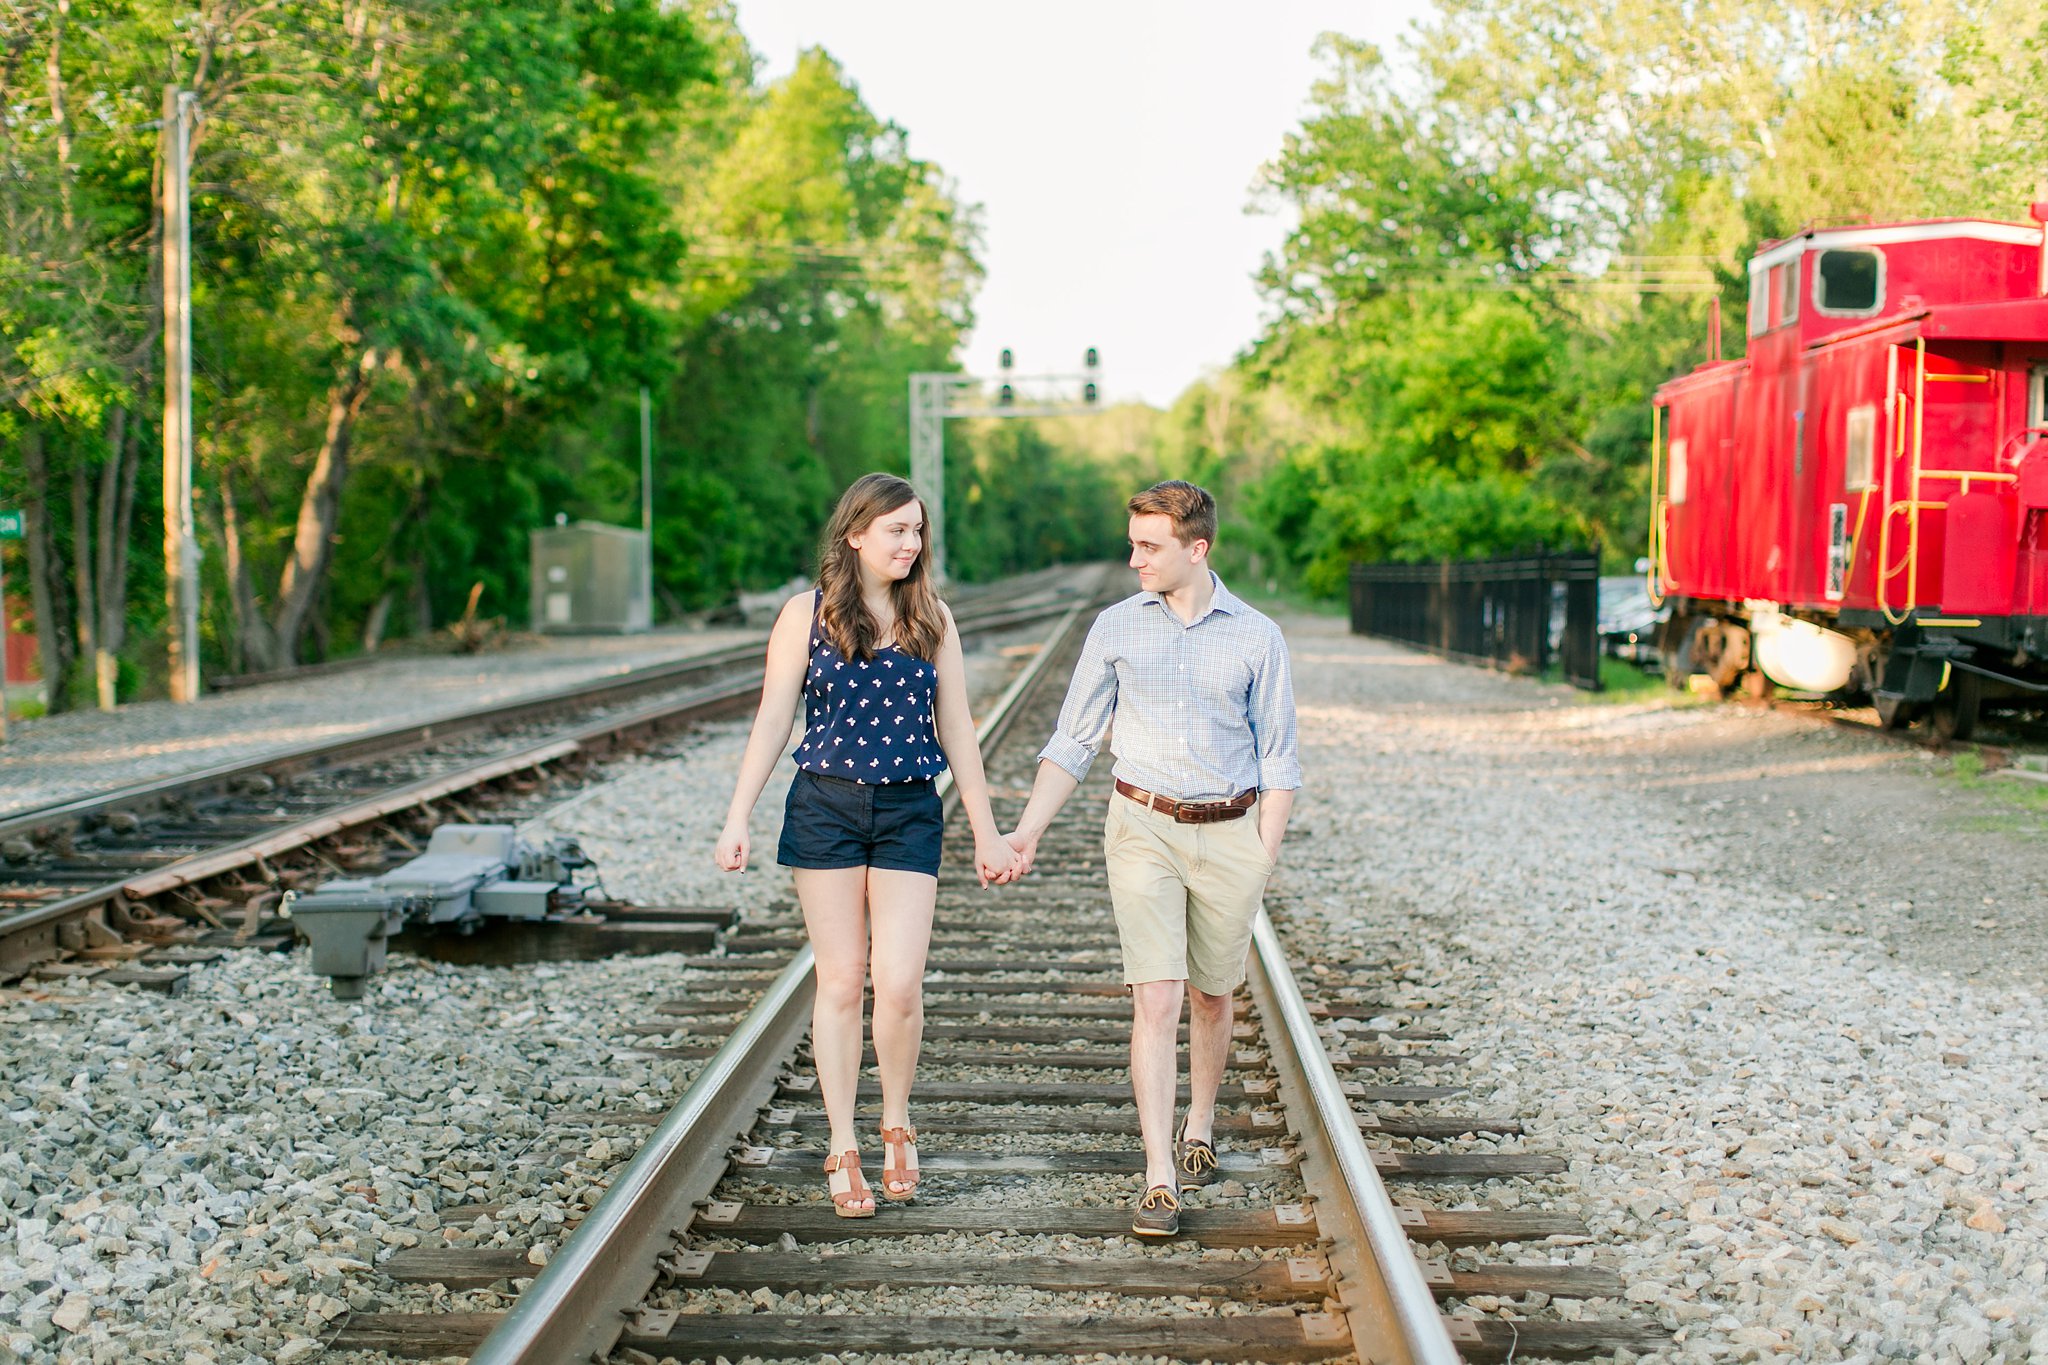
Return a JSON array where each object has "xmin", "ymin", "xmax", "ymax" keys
[
  {"xmin": 715, "ymin": 819, "xmax": 749, "ymax": 872},
  {"xmin": 974, "ymin": 833, "xmax": 1018, "ymax": 889}
]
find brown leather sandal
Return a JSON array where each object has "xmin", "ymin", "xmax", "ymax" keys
[
  {"xmin": 822, "ymin": 1149, "xmax": 876, "ymax": 1218},
  {"xmin": 879, "ymin": 1124, "xmax": 920, "ymax": 1202}
]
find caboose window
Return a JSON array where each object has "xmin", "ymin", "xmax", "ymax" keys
[
  {"xmin": 1747, "ymin": 269, "xmax": 1768, "ymax": 337},
  {"xmin": 1778, "ymin": 261, "xmax": 1800, "ymax": 326},
  {"xmin": 1815, "ymin": 248, "xmax": 1884, "ymax": 315}
]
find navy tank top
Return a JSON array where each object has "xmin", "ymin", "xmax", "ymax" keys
[{"xmin": 795, "ymin": 592, "xmax": 945, "ymax": 783}]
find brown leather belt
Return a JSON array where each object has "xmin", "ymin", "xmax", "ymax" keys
[{"xmin": 1114, "ymin": 779, "xmax": 1256, "ymax": 824}]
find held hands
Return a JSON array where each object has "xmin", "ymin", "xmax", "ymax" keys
[
  {"xmin": 999, "ymin": 829, "xmax": 1038, "ymax": 882},
  {"xmin": 714, "ymin": 818, "xmax": 749, "ymax": 873},
  {"xmin": 973, "ymin": 833, "xmax": 1018, "ymax": 889}
]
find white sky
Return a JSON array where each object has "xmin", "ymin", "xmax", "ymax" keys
[{"xmin": 736, "ymin": 1, "xmax": 1436, "ymax": 409}]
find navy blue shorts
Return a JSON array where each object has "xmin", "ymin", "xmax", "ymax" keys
[{"xmin": 777, "ymin": 770, "xmax": 943, "ymax": 877}]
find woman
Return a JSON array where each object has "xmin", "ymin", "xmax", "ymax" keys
[{"xmin": 716, "ymin": 473, "xmax": 1016, "ymax": 1216}]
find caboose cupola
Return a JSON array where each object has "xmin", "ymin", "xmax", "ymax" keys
[{"xmin": 1745, "ymin": 220, "xmax": 2045, "ymax": 348}]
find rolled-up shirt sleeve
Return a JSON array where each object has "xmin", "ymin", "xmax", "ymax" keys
[
  {"xmin": 1037, "ymin": 619, "xmax": 1118, "ymax": 782},
  {"xmin": 1250, "ymin": 625, "xmax": 1302, "ymax": 791}
]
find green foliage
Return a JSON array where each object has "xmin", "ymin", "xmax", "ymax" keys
[
  {"xmin": 3, "ymin": 0, "xmax": 1064, "ymax": 697},
  {"xmin": 942, "ymin": 422, "xmax": 1127, "ymax": 583},
  {"xmin": 1220, "ymin": 1, "xmax": 2048, "ymax": 598}
]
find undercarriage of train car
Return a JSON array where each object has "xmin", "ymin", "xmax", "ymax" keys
[{"xmin": 1656, "ymin": 597, "xmax": 2048, "ymax": 740}]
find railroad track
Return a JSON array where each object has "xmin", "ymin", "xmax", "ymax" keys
[
  {"xmin": 331, "ymin": 591, "xmax": 1667, "ymax": 1364},
  {"xmin": 1673, "ymin": 690, "xmax": 2048, "ymax": 774},
  {"xmin": 0, "ymin": 575, "xmax": 1092, "ymax": 982}
]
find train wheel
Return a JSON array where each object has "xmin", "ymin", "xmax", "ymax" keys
[
  {"xmin": 1874, "ymin": 693, "xmax": 1922, "ymax": 730},
  {"xmin": 1705, "ymin": 622, "xmax": 1750, "ymax": 692},
  {"xmin": 1659, "ymin": 614, "xmax": 1699, "ymax": 689},
  {"xmin": 1929, "ymin": 670, "xmax": 1983, "ymax": 743}
]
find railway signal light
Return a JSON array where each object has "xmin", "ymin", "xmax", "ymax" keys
[
  {"xmin": 999, "ymin": 348, "xmax": 1014, "ymax": 370},
  {"xmin": 1084, "ymin": 347, "xmax": 1099, "ymax": 369},
  {"xmin": 1083, "ymin": 381, "xmax": 1099, "ymax": 404},
  {"xmin": 998, "ymin": 383, "xmax": 1015, "ymax": 406}
]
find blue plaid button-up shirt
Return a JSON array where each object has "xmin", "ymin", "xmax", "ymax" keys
[{"xmin": 1038, "ymin": 573, "xmax": 1301, "ymax": 801}]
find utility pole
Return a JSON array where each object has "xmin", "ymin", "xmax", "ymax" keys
[
  {"xmin": 161, "ymin": 86, "xmax": 200, "ymax": 703},
  {"xmin": 0, "ymin": 509, "xmax": 18, "ymax": 743},
  {"xmin": 639, "ymin": 386, "xmax": 653, "ymax": 539},
  {"xmin": 908, "ymin": 373, "xmax": 954, "ymax": 584},
  {"xmin": 908, "ymin": 349, "xmax": 1103, "ymax": 585}
]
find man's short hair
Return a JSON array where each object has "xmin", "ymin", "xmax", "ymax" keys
[{"xmin": 1127, "ymin": 480, "xmax": 1217, "ymax": 549}]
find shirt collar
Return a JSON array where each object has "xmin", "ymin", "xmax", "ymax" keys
[{"xmin": 1140, "ymin": 570, "xmax": 1239, "ymax": 624}]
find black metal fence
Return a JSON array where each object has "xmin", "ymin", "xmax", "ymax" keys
[{"xmin": 1348, "ymin": 551, "xmax": 1603, "ymax": 690}]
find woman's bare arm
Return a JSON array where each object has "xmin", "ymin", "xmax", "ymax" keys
[
  {"xmin": 931, "ymin": 606, "xmax": 1015, "ymax": 886},
  {"xmin": 715, "ymin": 593, "xmax": 814, "ymax": 871}
]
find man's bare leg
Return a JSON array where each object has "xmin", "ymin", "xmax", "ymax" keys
[
  {"xmin": 1181, "ymin": 985, "xmax": 1232, "ymax": 1147},
  {"xmin": 1130, "ymin": 978, "xmax": 1186, "ymax": 1189}
]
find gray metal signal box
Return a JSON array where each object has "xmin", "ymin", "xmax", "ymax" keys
[
  {"xmin": 284, "ymin": 824, "xmax": 596, "ymax": 998},
  {"xmin": 530, "ymin": 521, "xmax": 651, "ymax": 633}
]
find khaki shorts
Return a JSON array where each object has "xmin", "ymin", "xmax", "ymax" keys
[{"xmin": 1103, "ymin": 792, "xmax": 1275, "ymax": 996}]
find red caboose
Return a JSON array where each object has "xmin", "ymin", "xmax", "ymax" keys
[{"xmin": 1651, "ymin": 214, "xmax": 2048, "ymax": 737}]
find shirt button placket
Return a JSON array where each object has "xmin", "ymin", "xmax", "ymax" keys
[{"xmin": 1177, "ymin": 632, "xmax": 1189, "ymax": 791}]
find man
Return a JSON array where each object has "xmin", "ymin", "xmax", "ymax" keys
[{"xmin": 1003, "ymin": 480, "xmax": 1299, "ymax": 1236}]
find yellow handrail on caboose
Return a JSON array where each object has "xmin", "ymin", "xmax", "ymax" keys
[
  {"xmin": 1877, "ymin": 339, "xmax": 1929, "ymax": 625},
  {"xmin": 1874, "ymin": 342, "xmax": 2016, "ymax": 625},
  {"xmin": 1647, "ymin": 403, "xmax": 1667, "ymax": 607}
]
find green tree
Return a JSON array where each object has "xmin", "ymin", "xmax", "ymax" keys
[{"xmin": 1230, "ymin": 4, "xmax": 2048, "ymax": 597}]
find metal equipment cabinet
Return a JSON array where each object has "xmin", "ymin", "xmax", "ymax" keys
[{"xmin": 530, "ymin": 521, "xmax": 652, "ymax": 634}]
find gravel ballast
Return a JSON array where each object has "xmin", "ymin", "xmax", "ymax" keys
[
  {"xmin": 8, "ymin": 601, "xmax": 2042, "ymax": 1363},
  {"xmin": 0, "ymin": 949, "xmax": 702, "ymax": 1363},
  {"xmin": 0, "ymin": 622, "xmax": 1045, "ymax": 1364},
  {"xmin": 1271, "ymin": 614, "xmax": 2048, "ymax": 1364}
]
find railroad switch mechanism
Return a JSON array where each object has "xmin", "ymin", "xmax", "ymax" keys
[{"xmin": 283, "ymin": 823, "xmax": 597, "ymax": 998}]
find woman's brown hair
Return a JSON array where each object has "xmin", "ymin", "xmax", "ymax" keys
[{"xmin": 814, "ymin": 473, "xmax": 947, "ymax": 663}]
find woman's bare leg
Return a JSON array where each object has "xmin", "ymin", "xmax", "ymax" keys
[
  {"xmin": 795, "ymin": 866, "xmax": 873, "ymax": 1210},
  {"xmin": 867, "ymin": 866, "xmax": 937, "ymax": 1193}
]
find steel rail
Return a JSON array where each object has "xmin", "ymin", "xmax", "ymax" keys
[
  {"xmin": 1246, "ymin": 909, "xmax": 1463, "ymax": 1365},
  {"xmin": 0, "ymin": 594, "xmax": 1079, "ymax": 841},
  {"xmin": 469, "ymin": 582, "xmax": 1104, "ymax": 1365},
  {"xmin": 0, "ymin": 640, "xmax": 763, "ymax": 841},
  {"xmin": 0, "ymin": 595, "xmax": 1084, "ymax": 974}
]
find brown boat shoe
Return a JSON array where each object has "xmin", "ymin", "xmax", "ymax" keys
[
  {"xmin": 1176, "ymin": 1136, "xmax": 1220, "ymax": 1187},
  {"xmin": 1131, "ymin": 1183, "xmax": 1181, "ymax": 1238}
]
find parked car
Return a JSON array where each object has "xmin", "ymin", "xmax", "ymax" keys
[{"xmin": 1598, "ymin": 576, "xmax": 1666, "ymax": 667}]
